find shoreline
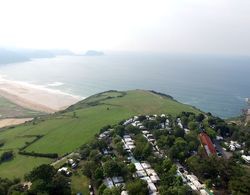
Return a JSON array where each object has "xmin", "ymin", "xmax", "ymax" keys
[{"xmin": 0, "ymin": 76, "xmax": 83, "ymax": 113}]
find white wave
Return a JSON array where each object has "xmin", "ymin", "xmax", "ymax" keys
[
  {"xmin": 47, "ymin": 82, "xmax": 64, "ymax": 87},
  {"xmin": 0, "ymin": 74, "xmax": 84, "ymax": 100}
]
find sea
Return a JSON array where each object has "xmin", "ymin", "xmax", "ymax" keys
[{"xmin": 0, "ymin": 52, "xmax": 250, "ymax": 119}]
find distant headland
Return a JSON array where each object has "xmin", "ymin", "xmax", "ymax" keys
[{"xmin": 84, "ymin": 50, "xmax": 104, "ymax": 56}]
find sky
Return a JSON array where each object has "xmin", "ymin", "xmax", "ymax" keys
[{"xmin": 0, "ymin": 0, "xmax": 249, "ymax": 55}]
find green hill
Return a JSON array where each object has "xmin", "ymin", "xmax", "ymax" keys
[{"xmin": 0, "ymin": 90, "xmax": 200, "ymax": 178}]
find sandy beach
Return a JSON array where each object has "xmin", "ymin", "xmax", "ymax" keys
[
  {"xmin": 0, "ymin": 77, "xmax": 82, "ymax": 113},
  {"xmin": 0, "ymin": 118, "xmax": 33, "ymax": 129}
]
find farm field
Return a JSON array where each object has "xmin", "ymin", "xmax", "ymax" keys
[{"xmin": 0, "ymin": 90, "xmax": 200, "ymax": 178}]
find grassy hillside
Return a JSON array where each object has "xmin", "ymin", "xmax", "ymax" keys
[{"xmin": 0, "ymin": 90, "xmax": 200, "ymax": 178}]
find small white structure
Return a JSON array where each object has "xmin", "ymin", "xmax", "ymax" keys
[
  {"xmin": 136, "ymin": 170, "xmax": 147, "ymax": 178},
  {"xmin": 68, "ymin": 159, "xmax": 74, "ymax": 165},
  {"xmin": 134, "ymin": 162, "xmax": 143, "ymax": 171},
  {"xmin": 112, "ymin": 176, "xmax": 124, "ymax": 184},
  {"xmin": 123, "ymin": 118, "xmax": 133, "ymax": 126},
  {"xmin": 148, "ymin": 182, "xmax": 157, "ymax": 193},
  {"xmin": 123, "ymin": 135, "xmax": 131, "ymax": 139},
  {"xmin": 141, "ymin": 176, "xmax": 152, "ymax": 183},
  {"xmin": 99, "ymin": 131, "xmax": 110, "ymax": 140},
  {"xmin": 200, "ymin": 189, "xmax": 210, "ymax": 195},
  {"xmin": 150, "ymin": 175, "xmax": 160, "ymax": 183},
  {"xmin": 141, "ymin": 162, "xmax": 151, "ymax": 169},
  {"xmin": 142, "ymin": 130, "xmax": 150, "ymax": 135},
  {"xmin": 103, "ymin": 178, "xmax": 114, "ymax": 188},
  {"xmin": 121, "ymin": 191, "xmax": 129, "ymax": 195},
  {"xmin": 145, "ymin": 169, "xmax": 157, "ymax": 176},
  {"xmin": 216, "ymin": 136, "xmax": 223, "ymax": 141},
  {"xmin": 229, "ymin": 141, "xmax": 242, "ymax": 151},
  {"xmin": 124, "ymin": 137, "xmax": 133, "ymax": 142},
  {"xmin": 242, "ymin": 155, "xmax": 250, "ymax": 163},
  {"xmin": 58, "ymin": 167, "xmax": 68, "ymax": 172},
  {"xmin": 229, "ymin": 144, "xmax": 236, "ymax": 151},
  {"xmin": 58, "ymin": 167, "xmax": 71, "ymax": 176},
  {"xmin": 186, "ymin": 174, "xmax": 203, "ymax": 190},
  {"xmin": 184, "ymin": 128, "xmax": 190, "ymax": 134}
]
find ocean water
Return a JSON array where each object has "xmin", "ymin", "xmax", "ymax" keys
[{"xmin": 0, "ymin": 53, "xmax": 250, "ymax": 119}]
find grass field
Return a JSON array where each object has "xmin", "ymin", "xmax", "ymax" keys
[
  {"xmin": 71, "ymin": 173, "xmax": 90, "ymax": 195},
  {"xmin": 0, "ymin": 154, "xmax": 52, "ymax": 179},
  {"xmin": 0, "ymin": 90, "xmax": 200, "ymax": 179},
  {"xmin": 0, "ymin": 96, "xmax": 42, "ymax": 119}
]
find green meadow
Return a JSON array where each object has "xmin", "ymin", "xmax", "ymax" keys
[{"xmin": 0, "ymin": 90, "xmax": 200, "ymax": 178}]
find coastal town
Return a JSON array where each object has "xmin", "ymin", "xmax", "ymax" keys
[{"xmin": 50, "ymin": 112, "xmax": 250, "ymax": 195}]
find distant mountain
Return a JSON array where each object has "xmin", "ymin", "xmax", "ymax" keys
[
  {"xmin": 84, "ymin": 50, "xmax": 104, "ymax": 56},
  {"xmin": 0, "ymin": 49, "xmax": 30, "ymax": 64},
  {"xmin": 0, "ymin": 48, "xmax": 74, "ymax": 65}
]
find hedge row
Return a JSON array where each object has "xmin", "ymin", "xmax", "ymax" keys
[
  {"xmin": 18, "ymin": 151, "xmax": 58, "ymax": 159},
  {"xmin": 19, "ymin": 135, "xmax": 43, "ymax": 151}
]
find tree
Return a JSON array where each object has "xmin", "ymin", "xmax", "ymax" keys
[
  {"xmin": 168, "ymin": 138, "xmax": 188, "ymax": 161},
  {"xmin": 206, "ymin": 128, "xmax": 217, "ymax": 139},
  {"xmin": 143, "ymin": 120, "xmax": 159, "ymax": 130},
  {"xmin": 115, "ymin": 142, "xmax": 125, "ymax": 155},
  {"xmin": 126, "ymin": 179, "xmax": 148, "ymax": 195},
  {"xmin": 94, "ymin": 167, "xmax": 104, "ymax": 180},
  {"xmin": 82, "ymin": 161, "xmax": 97, "ymax": 178},
  {"xmin": 25, "ymin": 164, "xmax": 56, "ymax": 183},
  {"xmin": 0, "ymin": 177, "xmax": 21, "ymax": 195},
  {"xmin": 133, "ymin": 142, "xmax": 152, "ymax": 160},
  {"xmin": 162, "ymin": 159, "xmax": 173, "ymax": 172},
  {"xmin": 138, "ymin": 115, "xmax": 147, "ymax": 122},
  {"xmin": 89, "ymin": 149, "xmax": 102, "ymax": 162},
  {"xmin": 126, "ymin": 125, "xmax": 140, "ymax": 134},
  {"xmin": 100, "ymin": 125, "xmax": 111, "ymax": 133},
  {"xmin": 229, "ymin": 175, "xmax": 250, "ymax": 194},
  {"xmin": 174, "ymin": 127, "xmax": 185, "ymax": 138},
  {"xmin": 79, "ymin": 145, "xmax": 91, "ymax": 160},
  {"xmin": 51, "ymin": 174, "xmax": 71, "ymax": 195},
  {"xmin": 159, "ymin": 185, "xmax": 190, "ymax": 195},
  {"xmin": 114, "ymin": 125, "xmax": 125, "ymax": 137},
  {"xmin": 157, "ymin": 135, "xmax": 168, "ymax": 149},
  {"xmin": 98, "ymin": 184, "xmax": 107, "ymax": 195},
  {"xmin": 103, "ymin": 160, "xmax": 121, "ymax": 177},
  {"xmin": 127, "ymin": 163, "xmax": 136, "ymax": 174},
  {"xmin": 26, "ymin": 164, "xmax": 70, "ymax": 195},
  {"xmin": 196, "ymin": 113, "xmax": 205, "ymax": 122},
  {"xmin": 73, "ymin": 111, "xmax": 77, "ymax": 118},
  {"xmin": 103, "ymin": 187, "xmax": 120, "ymax": 195},
  {"xmin": 188, "ymin": 121, "xmax": 198, "ymax": 131},
  {"xmin": 180, "ymin": 116, "xmax": 189, "ymax": 127}
]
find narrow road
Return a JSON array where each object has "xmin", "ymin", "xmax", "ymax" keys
[
  {"xmin": 213, "ymin": 139, "xmax": 232, "ymax": 159},
  {"xmin": 51, "ymin": 152, "xmax": 75, "ymax": 166}
]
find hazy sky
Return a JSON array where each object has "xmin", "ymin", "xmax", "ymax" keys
[{"xmin": 0, "ymin": 0, "xmax": 249, "ymax": 55}]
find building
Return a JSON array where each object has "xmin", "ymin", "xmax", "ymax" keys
[{"xmin": 199, "ymin": 133, "xmax": 217, "ymax": 156}]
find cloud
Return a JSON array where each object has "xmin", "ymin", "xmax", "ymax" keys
[{"xmin": 0, "ymin": 0, "xmax": 249, "ymax": 55}]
